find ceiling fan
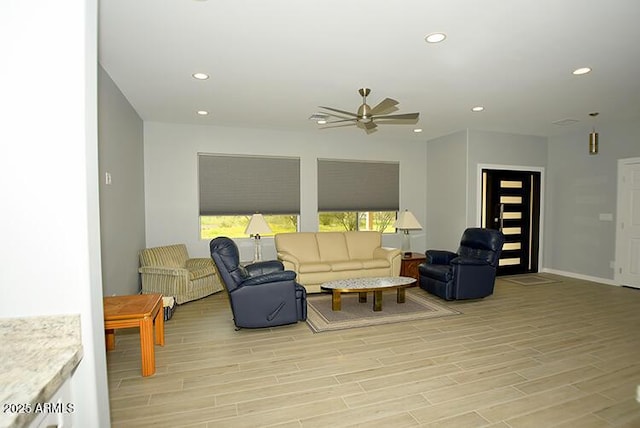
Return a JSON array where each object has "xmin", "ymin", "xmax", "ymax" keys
[{"xmin": 317, "ymin": 88, "xmax": 419, "ymax": 133}]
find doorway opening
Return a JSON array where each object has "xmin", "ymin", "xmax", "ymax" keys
[{"xmin": 481, "ymin": 169, "xmax": 541, "ymax": 276}]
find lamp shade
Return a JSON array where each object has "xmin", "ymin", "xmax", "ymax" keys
[
  {"xmin": 244, "ymin": 214, "xmax": 272, "ymax": 236},
  {"xmin": 393, "ymin": 210, "xmax": 422, "ymax": 230}
]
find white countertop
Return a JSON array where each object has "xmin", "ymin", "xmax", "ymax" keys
[{"xmin": 0, "ymin": 315, "xmax": 83, "ymax": 428}]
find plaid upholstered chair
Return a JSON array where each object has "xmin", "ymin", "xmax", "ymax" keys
[{"xmin": 139, "ymin": 244, "xmax": 223, "ymax": 304}]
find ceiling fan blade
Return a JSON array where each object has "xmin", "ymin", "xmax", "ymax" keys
[
  {"xmin": 320, "ymin": 123, "xmax": 357, "ymax": 130},
  {"xmin": 323, "ymin": 112, "xmax": 354, "ymax": 120},
  {"xmin": 373, "ymin": 112, "xmax": 419, "ymax": 120},
  {"xmin": 319, "ymin": 106, "xmax": 358, "ymax": 117},
  {"xmin": 369, "ymin": 98, "xmax": 399, "ymax": 115},
  {"xmin": 326, "ymin": 118, "xmax": 358, "ymax": 124}
]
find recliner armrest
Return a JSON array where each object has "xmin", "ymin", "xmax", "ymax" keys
[
  {"xmin": 241, "ymin": 270, "xmax": 297, "ymax": 286},
  {"xmin": 450, "ymin": 257, "xmax": 489, "ymax": 266},
  {"xmin": 245, "ymin": 260, "xmax": 284, "ymax": 276},
  {"xmin": 426, "ymin": 250, "xmax": 458, "ymax": 265}
]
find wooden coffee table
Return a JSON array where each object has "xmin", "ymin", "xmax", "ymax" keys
[
  {"xmin": 103, "ymin": 293, "xmax": 164, "ymax": 377},
  {"xmin": 321, "ymin": 276, "xmax": 417, "ymax": 312}
]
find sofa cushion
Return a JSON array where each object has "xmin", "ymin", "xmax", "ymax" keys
[
  {"xmin": 344, "ymin": 231, "xmax": 381, "ymax": 260},
  {"xmin": 299, "ymin": 262, "xmax": 332, "ymax": 273},
  {"xmin": 275, "ymin": 233, "xmax": 320, "ymax": 263},
  {"xmin": 360, "ymin": 258, "xmax": 390, "ymax": 269},
  {"xmin": 189, "ymin": 265, "xmax": 216, "ymax": 280},
  {"xmin": 330, "ymin": 260, "xmax": 363, "ymax": 272},
  {"xmin": 316, "ymin": 232, "xmax": 349, "ymax": 262}
]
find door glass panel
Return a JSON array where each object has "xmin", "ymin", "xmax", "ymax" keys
[
  {"xmin": 499, "ymin": 258, "xmax": 521, "ymax": 266},
  {"xmin": 503, "ymin": 212, "xmax": 522, "ymax": 220},
  {"xmin": 502, "ymin": 227, "xmax": 522, "ymax": 235},
  {"xmin": 500, "ymin": 180, "xmax": 523, "ymax": 188},
  {"xmin": 500, "ymin": 196, "xmax": 522, "ymax": 204},
  {"xmin": 503, "ymin": 242, "xmax": 522, "ymax": 251}
]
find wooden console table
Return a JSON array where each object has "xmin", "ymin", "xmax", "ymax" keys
[{"xmin": 103, "ymin": 293, "xmax": 164, "ymax": 377}]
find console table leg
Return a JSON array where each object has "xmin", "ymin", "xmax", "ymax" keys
[{"xmin": 139, "ymin": 317, "xmax": 155, "ymax": 376}]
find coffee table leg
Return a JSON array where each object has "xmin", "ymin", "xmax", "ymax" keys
[
  {"xmin": 331, "ymin": 291, "xmax": 342, "ymax": 311},
  {"xmin": 139, "ymin": 316, "xmax": 155, "ymax": 376},
  {"xmin": 373, "ymin": 290, "xmax": 383, "ymax": 311},
  {"xmin": 358, "ymin": 292, "xmax": 367, "ymax": 303},
  {"xmin": 397, "ymin": 288, "xmax": 406, "ymax": 304}
]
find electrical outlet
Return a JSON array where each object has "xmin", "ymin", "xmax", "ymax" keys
[{"xmin": 599, "ymin": 213, "xmax": 613, "ymax": 221}]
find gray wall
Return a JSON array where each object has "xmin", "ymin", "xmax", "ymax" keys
[
  {"xmin": 426, "ymin": 130, "xmax": 468, "ymax": 251},
  {"xmin": 98, "ymin": 66, "xmax": 146, "ymax": 296},
  {"xmin": 545, "ymin": 119, "xmax": 640, "ymax": 281},
  {"xmin": 143, "ymin": 122, "xmax": 429, "ymax": 261}
]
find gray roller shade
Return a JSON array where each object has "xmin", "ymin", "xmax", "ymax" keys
[
  {"xmin": 317, "ymin": 159, "xmax": 399, "ymax": 212},
  {"xmin": 199, "ymin": 154, "xmax": 300, "ymax": 215}
]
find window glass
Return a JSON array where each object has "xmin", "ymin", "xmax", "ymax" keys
[
  {"xmin": 318, "ymin": 211, "xmax": 396, "ymax": 233},
  {"xmin": 200, "ymin": 215, "xmax": 298, "ymax": 240}
]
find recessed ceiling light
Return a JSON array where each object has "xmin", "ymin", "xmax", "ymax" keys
[
  {"xmin": 317, "ymin": 119, "xmax": 327, "ymax": 125},
  {"xmin": 425, "ymin": 33, "xmax": 447, "ymax": 43},
  {"xmin": 196, "ymin": 110, "xmax": 209, "ymax": 116},
  {"xmin": 192, "ymin": 72, "xmax": 209, "ymax": 80},
  {"xmin": 413, "ymin": 128, "xmax": 423, "ymax": 133},
  {"xmin": 471, "ymin": 106, "xmax": 485, "ymax": 112},
  {"xmin": 572, "ymin": 67, "xmax": 592, "ymax": 75}
]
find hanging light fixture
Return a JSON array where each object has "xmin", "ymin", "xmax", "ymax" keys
[{"xmin": 588, "ymin": 112, "xmax": 599, "ymax": 155}]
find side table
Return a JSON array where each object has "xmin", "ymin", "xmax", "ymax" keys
[
  {"xmin": 104, "ymin": 293, "xmax": 164, "ymax": 377},
  {"xmin": 400, "ymin": 252, "xmax": 426, "ymax": 281}
]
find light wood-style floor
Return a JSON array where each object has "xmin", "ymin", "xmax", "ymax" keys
[{"xmin": 106, "ymin": 274, "xmax": 640, "ymax": 427}]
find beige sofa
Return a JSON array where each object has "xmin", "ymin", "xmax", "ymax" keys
[
  {"xmin": 274, "ymin": 231, "xmax": 401, "ymax": 293},
  {"xmin": 139, "ymin": 244, "xmax": 223, "ymax": 304}
]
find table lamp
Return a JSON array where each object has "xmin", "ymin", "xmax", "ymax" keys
[
  {"xmin": 245, "ymin": 213, "xmax": 272, "ymax": 262},
  {"xmin": 393, "ymin": 209, "xmax": 422, "ymax": 257}
]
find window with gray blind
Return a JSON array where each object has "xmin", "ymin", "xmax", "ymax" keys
[
  {"xmin": 317, "ymin": 159, "xmax": 399, "ymax": 212},
  {"xmin": 198, "ymin": 154, "xmax": 300, "ymax": 215}
]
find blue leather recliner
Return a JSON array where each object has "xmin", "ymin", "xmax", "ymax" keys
[
  {"xmin": 210, "ymin": 237, "xmax": 307, "ymax": 329},
  {"xmin": 418, "ymin": 228, "xmax": 505, "ymax": 301}
]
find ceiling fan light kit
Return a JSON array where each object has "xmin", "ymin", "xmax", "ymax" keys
[{"xmin": 317, "ymin": 88, "xmax": 419, "ymax": 134}]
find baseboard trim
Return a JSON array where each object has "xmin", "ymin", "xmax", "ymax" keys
[{"xmin": 541, "ymin": 268, "xmax": 618, "ymax": 286}]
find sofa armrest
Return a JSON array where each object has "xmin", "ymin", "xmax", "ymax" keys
[
  {"xmin": 186, "ymin": 258, "xmax": 214, "ymax": 269},
  {"xmin": 277, "ymin": 252, "xmax": 300, "ymax": 271},
  {"xmin": 374, "ymin": 247, "xmax": 402, "ymax": 276},
  {"xmin": 139, "ymin": 266, "xmax": 188, "ymax": 277}
]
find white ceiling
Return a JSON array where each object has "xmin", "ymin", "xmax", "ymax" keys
[{"xmin": 99, "ymin": 0, "xmax": 640, "ymax": 140}]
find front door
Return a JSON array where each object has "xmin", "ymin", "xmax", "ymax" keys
[{"xmin": 482, "ymin": 169, "xmax": 541, "ymax": 275}]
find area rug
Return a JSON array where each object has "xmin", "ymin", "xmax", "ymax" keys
[
  {"xmin": 502, "ymin": 274, "xmax": 560, "ymax": 286},
  {"xmin": 306, "ymin": 288, "xmax": 460, "ymax": 333}
]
